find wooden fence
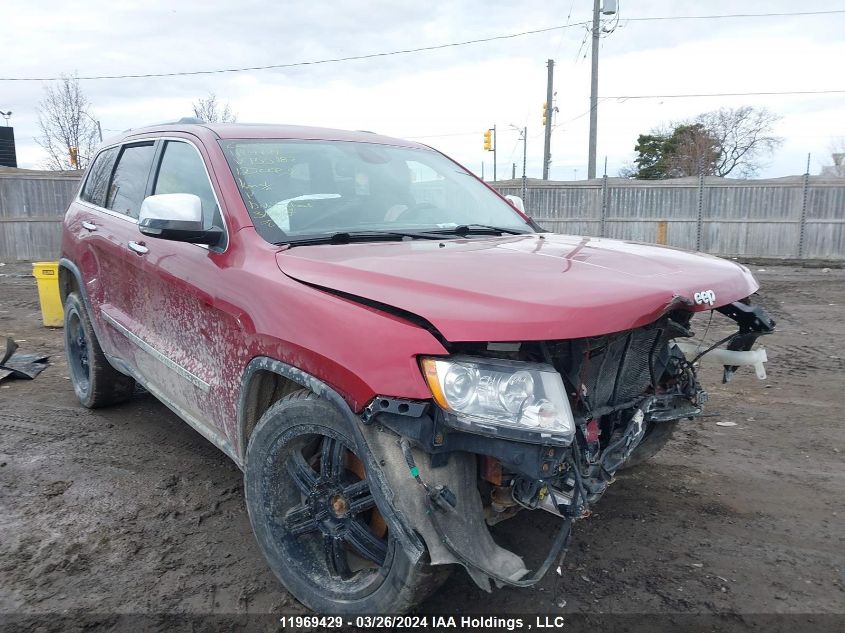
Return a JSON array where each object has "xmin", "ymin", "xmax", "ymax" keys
[
  {"xmin": 1, "ymin": 170, "xmax": 843, "ymax": 261},
  {"xmin": 0, "ymin": 169, "xmax": 82, "ymax": 262}
]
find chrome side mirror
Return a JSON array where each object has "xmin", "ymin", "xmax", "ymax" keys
[{"xmin": 138, "ymin": 194, "xmax": 222, "ymax": 246}]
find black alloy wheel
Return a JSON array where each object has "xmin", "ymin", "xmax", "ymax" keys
[
  {"xmin": 244, "ymin": 390, "xmax": 449, "ymax": 613},
  {"xmin": 63, "ymin": 292, "xmax": 135, "ymax": 408},
  {"xmin": 65, "ymin": 308, "xmax": 90, "ymax": 393}
]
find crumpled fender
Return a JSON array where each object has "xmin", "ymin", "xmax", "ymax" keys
[{"xmin": 358, "ymin": 422, "xmax": 528, "ymax": 592}]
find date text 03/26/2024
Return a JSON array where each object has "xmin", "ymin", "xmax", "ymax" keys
[{"xmin": 277, "ymin": 615, "xmax": 571, "ymax": 630}]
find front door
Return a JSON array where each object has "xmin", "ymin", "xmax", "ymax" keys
[{"xmin": 126, "ymin": 138, "xmax": 242, "ymax": 456}]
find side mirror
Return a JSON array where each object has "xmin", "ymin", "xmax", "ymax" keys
[
  {"xmin": 505, "ymin": 194, "xmax": 525, "ymax": 213},
  {"xmin": 138, "ymin": 194, "xmax": 222, "ymax": 246}
]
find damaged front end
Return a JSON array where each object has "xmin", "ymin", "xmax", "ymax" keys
[{"xmin": 359, "ymin": 298, "xmax": 775, "ymax": 592}]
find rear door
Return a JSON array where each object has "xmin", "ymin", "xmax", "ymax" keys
[{"xmin": 72, "ymin": 141, "xmax": 157, "ymax": 371}]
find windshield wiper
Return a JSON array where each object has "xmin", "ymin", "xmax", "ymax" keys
[
  {"xmin": 425, "ymin": 224, "xmax": 531, "ymax": 236},
  {"xmin": 277, "ymin": 230, "xmax": 445, "ymax": 247}
]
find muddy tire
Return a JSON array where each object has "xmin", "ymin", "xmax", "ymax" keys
[
  {"xmin": 63, "ymin": 292, "xmax": 135, "ymax": 408},
  {"xmin": 620, "ymin": 420, "xmax": 679, "ymax": 469},
  {"xmin": 244, "ymin": 390, "xmax": 448, "ymax": 614}
]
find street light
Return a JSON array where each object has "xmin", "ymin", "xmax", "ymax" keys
[
  {"xmin": 0, "ymin": 111, "xmax": 11, "ymax": 126},
  {"xmin": 509, "ymin": 124, "xmax": 528, "ymax": 202},
  {"xmin": 82, "ymin": 111, "xmax": 103, "ymax": 142}
]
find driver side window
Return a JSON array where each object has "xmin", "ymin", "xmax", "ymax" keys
[{"xmin": 153, "ymin": 141, "xmax": 225, "ymax": 241}]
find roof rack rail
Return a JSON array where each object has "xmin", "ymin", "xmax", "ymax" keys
[{"xmin": 147, "ymin": 117, "xmax": 206, "ymax": 126}]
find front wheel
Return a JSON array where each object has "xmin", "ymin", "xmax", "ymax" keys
[{"xmin": 244, "ymin": 390, "xmax": 448, "ymax": 614}]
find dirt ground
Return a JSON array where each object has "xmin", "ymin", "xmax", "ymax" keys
[{"xmin": 0, "ymin": 261, "xmax": 843, "ymax": 632}]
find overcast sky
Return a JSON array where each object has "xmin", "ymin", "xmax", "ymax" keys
[{"xmin": 2, "ymin": 0, "xmax": 844, "ymax": 179}]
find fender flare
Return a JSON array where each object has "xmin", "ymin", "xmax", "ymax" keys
[
  {"xmin": 237, "ymin": 356, "xmax": 426, "ymax": 565},
  {"xmin": 58, "ymin": 258, "xmax": 111, "ymax": 346},
  {"xmin": 59, "ymin": 257, "xmax": 115, "ymax": 350}
]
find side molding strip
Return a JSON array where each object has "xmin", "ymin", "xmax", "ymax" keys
[{"xmin": 101, "ymin": 312, "xmax": 210, "ymax": 392}]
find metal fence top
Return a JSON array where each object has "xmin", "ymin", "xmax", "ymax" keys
[
  {"xmin": 491, "ymin": 175, "xmax": 845, "ymax": 188},
  {"xmin": 0, "ymin": 167, "xmax": 84, "ymax": 180}
]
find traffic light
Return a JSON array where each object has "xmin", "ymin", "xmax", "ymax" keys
[
  {"xmin": 542, "ymin": 102, "xmax": 548, "ymax": 127},
  {"xmin": 69, "ymin": 146, "xmax": 78, "ymax": 169},
  {"xmin": 483, "ymin": 129, "xmax": 492, "ymax": 151}
]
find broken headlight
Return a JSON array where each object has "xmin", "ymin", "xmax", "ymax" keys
[{"xmin": 420, "ymin": 356, "xmax": 575, "ymax": 443}]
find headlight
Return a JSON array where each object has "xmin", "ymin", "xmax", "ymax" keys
[{"xmin": 420, "ymin": 356, "xmax": 575, "ymax": 443}]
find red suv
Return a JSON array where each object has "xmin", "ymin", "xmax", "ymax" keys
[{"xmin": 59, "ymin": 120, "xmax": 774, "ymax": 614}]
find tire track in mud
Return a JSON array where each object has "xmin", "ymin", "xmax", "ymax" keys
[
  {"xmin": 765, "ymin": 342, "xmax": 845, "ymax": 377},
  {"xmin": 0, "ymin": 402, "xmax": 92, "ymax": 433},
  {"xmin": 0, "ymin": 401, "xmax": 98, "ymax": 448}
]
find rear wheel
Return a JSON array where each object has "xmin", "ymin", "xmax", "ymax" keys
[
  {"xmin": 63, "ymin": 292, "xmax": 135, "ymax": 408},
  {"xmin": 244, "ymin": 390, "xmax": 448, "ymax": 614}
]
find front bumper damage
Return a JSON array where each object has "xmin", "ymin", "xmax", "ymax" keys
[{"xmin": 358, "ymin": 299, "xmax": 775, "ymax": 592}]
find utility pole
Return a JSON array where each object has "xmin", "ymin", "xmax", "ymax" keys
[
  {"xmin": 587, "ymin": 0, "xmax": 601, "ymax": 179},
  {"xmin": 483, "ymin": 127, "xmax": 496, "ymax": 180},
  {"xmin": 588, "ymin": 0, "xmax": 617, "ymax": 179},
  {"xmin": 492, "ymin": 125, "xmax": 497, "ymax": 182},
  {"xmin": 521, "ymin": 126, "xmax": 527, "ymax": 202},
  {"xmin": 512, "ymin": 163, "xmax": 516, "ymax": 179},
  {"xmin": 542, "ymin": 59, "xmax": 554, "ymax": 180}
]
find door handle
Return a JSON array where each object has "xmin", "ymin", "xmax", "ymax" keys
[
  {"xmin": 81, "ymin": 221, "xmax": 97, "ymax": 231},
  {"xmin": 128, "ymin": 241, "xmax": 149, "ymax": 255}
]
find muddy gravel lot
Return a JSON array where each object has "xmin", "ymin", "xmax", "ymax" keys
[{"xmin": 0, "ymin": 261, "xmax": 843, "ymax": 632}]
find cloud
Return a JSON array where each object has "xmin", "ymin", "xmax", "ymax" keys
[{"xmin": 3, "ymin": 0, "xmax": 843, "ymax": 177}]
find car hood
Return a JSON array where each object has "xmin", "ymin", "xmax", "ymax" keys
[{"xmin": 275, "ymin": 233, "xmax": 759, "ymax": 342}]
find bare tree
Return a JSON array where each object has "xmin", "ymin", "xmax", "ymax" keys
[
  {"xmin": 664, "ymin": 123, "xmax": 721, "ymax": 178},
  {"xmin": 191, "ymin": 93, "xmax": 237, "ymax": 123},
  {"xmin": 820, "ymin": 138, "xmax": 845, "ymax": 177},
  {"xmin": 627, "ymin": 123, "xmax": 719, "ymax": 179},
  {"xmin": 35, "ymin": 74, "xmax": 99, "ymax": 171},
  {"xmin": 695, "ymin": 106, "xmax": 782, "ymax": 178}
]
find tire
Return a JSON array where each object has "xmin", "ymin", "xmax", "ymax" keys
[
  {"xmin": 244, "ymin": 390, "xmax": 449, "ymax": 614},
  {"xmin": 63, "ymin": 292, "xmax": 135, "ymax": 408},
  {"xmin": 620, "ymin": 420, "xmax": 680, "ymax": 469}
]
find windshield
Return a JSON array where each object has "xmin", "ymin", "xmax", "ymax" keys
[{"xmin": 219, "ymin": 139, "xmax": 532, "ymax": 243}]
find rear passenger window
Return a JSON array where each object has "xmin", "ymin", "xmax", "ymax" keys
[
  {"xmin": 80, "ymin": 147, "xmax": 118, "ymax": 207},
  {"xmin": 106, "ymin": 143, "xmax": 156, "ymax": 218},
  {"xmin": 153, "ymin": 141, "xmax": 222, "ymax": 229}
]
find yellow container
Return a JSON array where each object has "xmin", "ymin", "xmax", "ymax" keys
[{"xmin": 32, "ymin": 261, "xmax": 63, "ymax": 327}]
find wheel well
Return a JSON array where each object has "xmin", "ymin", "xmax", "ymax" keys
[
  {"xmin": 59, "ymin": 265, "xmax": 79, "ymax": 304},
  {"xmin": 240, "ymin": 369, "xmax": 306, "ymax": 460}
]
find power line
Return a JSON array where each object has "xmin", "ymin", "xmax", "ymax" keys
[
  {"xmin": 604, "ymin": 89, "xmax": 845, "ymax": 99},
  {"xmin": 3, "ymin": 9, "xmax": 844, "ymax": 82},
  {"xmin": 410, "ymin": 88, "xmax": 843, "ymax": 139},
  {"xmin": 625, "ymin": 9, "xmax": 845, "ymax": 22},
  {"xmin": 0, "ymin": 23, "xmax": 591, "ymax": 82}
]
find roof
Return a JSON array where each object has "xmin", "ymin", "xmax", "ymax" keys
[{"xmin": 122, "ymin": 122, "xmax": 429, "ymax": 150}]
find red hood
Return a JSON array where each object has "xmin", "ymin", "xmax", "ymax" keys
[{"xmin": 276, "ymin": 234, "xmax": 758, "ymax": 342}]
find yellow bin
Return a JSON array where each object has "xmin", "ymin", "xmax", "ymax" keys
[{"xmin": 32, "ymin": 261, "xmax": 63, "ymax": 327}]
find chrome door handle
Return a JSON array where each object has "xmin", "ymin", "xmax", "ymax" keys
[
  {"xmin": 128, "ymin": 241, "xmax": 149, "ymax": 255},
  {"xmin": 81, "ymin": 221, "xmax": 97, "ymax": 231}
]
